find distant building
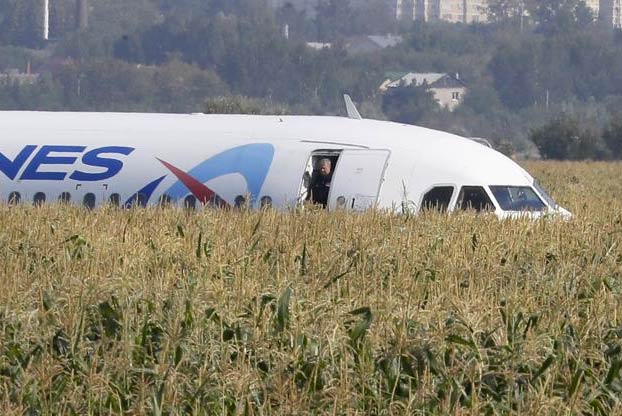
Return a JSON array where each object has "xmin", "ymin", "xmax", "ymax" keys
[
  {"xmin": 395, "ymin": 0, "xmax": 488, "ymax": 23},
  {"xmin": 380, "ymin": 72, "xmax": 467, "ymax": 111},
  {"xmin": 269, "ymin": 0, "xmax": 622, "ymax": 29},
  {"xmin": 345, "ymin": 34, "xmax": 403, "ymax": 54},
  {"xmin": 0, "ymin": 69, "xmax": 40, "ymax": 86},
  {"xmin": 600, "ymin": 0, "xmax": 622, "ymax": 28},
  {"xmin": 397, "ymin": 0, "xmax": 620, "ymax": 27},
  {"xmin": 306, "ymin": 41, "xmax": 332, "ymax": 50}
]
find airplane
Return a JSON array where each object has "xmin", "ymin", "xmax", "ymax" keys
[{"xmin": 0, "ymin": 96, "xmax": 570, "ymax": 218}]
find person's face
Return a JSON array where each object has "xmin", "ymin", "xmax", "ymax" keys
[{"xmin": 320, "ymin": 161, "xmax": 331, "ymax": 176}]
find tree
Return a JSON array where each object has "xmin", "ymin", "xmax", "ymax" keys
[
  {"xmin": 488, "ymin": 38, "xmax": 539, "ymax": 110},
  {"xmin": 602, "ymin": 120, "xmax": 622, "ymax": 159},
  {"xmin": 350, "ymin": 0, "xmax": 396, "ymax": 35},
  {"xmin": 315, "ymin": 0, "xmax": 353, "ymax": 41},
  {"xmin": 530, "ymin": 0, "xmax": 596, "ymax": 35},
  {"xmin": 487, "ymin": 0, "xmax": 531, "ymax": 26},
  {"xmin": 530, "ymin": 115, "xmax": 606, "ymax": 160},
  {"xmin": 204, "ymin": 95, "xmax": 288, "ymax": 115},
  {"xmin": 0, "ymin": 0, "xmax": 45, "ymax": 48},
  {"xmin": 381, "ymin": 84, "xmax": 439, "ymax": 125},
  {"xmin": 153, "ymin": 60, "xmax": 228, "ymax": 113}
]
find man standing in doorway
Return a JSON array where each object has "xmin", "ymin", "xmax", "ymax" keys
[{"xmin": 308, "ymin": 158, "xmax": 333, "ymax": 208}]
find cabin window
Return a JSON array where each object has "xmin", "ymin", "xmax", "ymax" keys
[
  {"xmin": 83, "ymin": 193, "xmax": 96, "ymax": 210},
  {"xmin": 260, "ymin": 196, "xmax": 272, "ymax": 208},
  {"xmin": 489, "ymin": 186, "xmax": 546, "ymax": 212},
  {"xmin": 127, "ymin": 193, "xmax": 148, "ymax": 208},
  {"xmin": 59, "ymin": 192, "xmax": 72, "ymax": 203},
  {"xmin": 136, "ymin": 193, "xmax": 148, "ymax": 207},
  {"xmin": 336, "ymin": 196, "xmax": 347, "ymax": 208},
  {"xmin": 109, "ymin": 193, "xmax": 120, "ymax": 207},
  {"xmin": 456, "ymin": 186, "xmax": 494, "ymax": 212},
  {"xmin": 421, "ymin": 186, "xmax": 454, "ymax": 212},
  {"xmin": 158, "ymin": 194, "xmax": 173, "ymax": 207},
  {"xmin": 234, "ymin": 195, "xmax": 247, "ymax": 209},
  {"xmin": 33, "ymin": 192, "xmax": 46, "ymax": 206},
  {"xmin": 452, "ymin": 92, "xmax": 460, "ymax": 101},
  {"xmin": 8, "ymin": 192, "xmax": 21, "ymax": 205},
  {"xmin": 208, "ymin": 194, "xmax": 226, "ymax": 208},
  {"xmin": 184, "ymin": 195, "xmax": 197, "ymax": 210}
]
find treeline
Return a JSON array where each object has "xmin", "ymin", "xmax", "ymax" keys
[
  {"xmin": 1, "ymin": 0, "xmax": 622, "ymax": 158},
  {"xmin": 532, "ymin": 116, "xmax": 622, "ymax": 160}
]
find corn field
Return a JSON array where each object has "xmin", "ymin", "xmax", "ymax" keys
[{"xmin": 1, "ymin": 161, "xmax": 621, "ymax": 415}]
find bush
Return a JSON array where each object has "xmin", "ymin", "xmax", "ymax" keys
[
  {"xmin": 602, "ymin": 119, "xmax": 622, "ymax": 159},
  {"xmin": 204, "ymin": 95, "xmax": 289, "ymax": 115},
  {"xmin": 530, "ymin": 116, "xmax": 608, "ymax": 160}
]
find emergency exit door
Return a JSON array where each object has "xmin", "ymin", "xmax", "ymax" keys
[{"xmin": 327, "ymin": 149, "xmax": 390, "ymax": 211}]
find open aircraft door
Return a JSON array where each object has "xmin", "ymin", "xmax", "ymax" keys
[{"xmin": 328, "ymin": 149, "xmax": 390, "ymax": 211}]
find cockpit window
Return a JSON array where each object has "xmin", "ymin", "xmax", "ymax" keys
[
  {"xmin": 533, "ymin": 180, "xmax": 557, "ymax": 209},
  {"xmin": 457, "ymin": 186, "xmax": 495, "ymax": 212},
  {"xmin": 490, "ymin": 186, "xmax": 546, "ymax": 212},
  {"xmin": 421, "ymin": 186, "xmax": 454, "ymax": 212}
]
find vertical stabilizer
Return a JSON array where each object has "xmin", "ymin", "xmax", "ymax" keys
[{"xmin": 344, "ymin": 95, "xmax": 363, "ymax": 120}]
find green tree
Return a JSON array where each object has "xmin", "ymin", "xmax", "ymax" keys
[
  {"xmin": 0, "ymin": 0, "xmax": 45, "ymax": 48},
  {"xmin": 488, "ymin": 38, "xmax": 539, "ymax": 110},
  {"xmin": 487, "ymin": 0, "xmax": 531, "ymax": 26},
  {"xmin": 602, "ymin": 120, "xmax": 622, "ymax": 159},
  {"xmin": 381, "ymin": 84, "xmax": 439, "ymax": 125},
  {"xmin": 153, "ymin": 60, "xmax": 228, "ymax": 113},
  {"xmin": 204, "ymin": 95, "xmax": 288, "ymax": 115},
  {"xmin": 530, "ymin": 0, "xmax": 595, "ymax": 35},
  {"xmin": 530, "ymin": 115, "xmax": 606, "ymax": 160},
  {"xmin": 315, "ymin": 0, "xmax": 353, "ymax": 41}
]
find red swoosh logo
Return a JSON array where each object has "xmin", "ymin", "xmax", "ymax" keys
[{"xmin": 157, "ymin": 158, "xmax": 229, "ymax": 207}]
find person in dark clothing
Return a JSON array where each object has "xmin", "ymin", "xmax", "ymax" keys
[{"xmin": 307, "ymin": 158, "xmax": 333, "ymax": 208}]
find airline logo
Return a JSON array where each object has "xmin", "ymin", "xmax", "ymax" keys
[
  {"xmin": 1, "ymin": 143, "xmax": 275, "ymax": 206},
  {"xmin": 159, "ymin": 143, "xmax": 275, "ymax": 204},
  {"xmin": 0, "ymin": 145, "xmax": 135, "ymax": 182}
]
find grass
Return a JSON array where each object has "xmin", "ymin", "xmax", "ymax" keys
[{"xmin": 0, "ymin": 161, "xmax": 621, "ymax": 415}]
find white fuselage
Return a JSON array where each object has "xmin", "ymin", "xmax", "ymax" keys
[{"xmin": 0, "ymin": 112, "xmax": 567, "ymax": 217}]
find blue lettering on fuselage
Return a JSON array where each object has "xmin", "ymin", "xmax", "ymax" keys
[
  {"xmin": 70, "ymin": 146, "xmax": 135, "ymax": 181},
  {"xmin": 0, "ymin": 145, "xmax": 135, "ymax": 181},
  {"xmin": 0, "ymin": 145, "xmax": 37, "ymax": 180},
  {"xmin": 21, "ymin": 145, "xmax": 86, "ymax": 180}
]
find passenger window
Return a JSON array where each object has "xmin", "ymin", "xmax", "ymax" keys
[
  {"xmin": 136, "ymin": 193, "xmax": 147, "ymax": 207},
  {"xmin": 234, "ymin": 195, "xmax": 246, "ymax": 209},
  {"xmin": 83, "ymin": 193, "xmax": 96, "ymax": 210},
  {"xmin": 109, "ymin": 193, "xmax": 120, "ymax": 207},
  {"xmin": 8, "ymin": 192, "xmax": 21, "ymax": 205},
  {"xmin": 158, "ymin": 194, "xmax": 173, "ymax": 207},
  {"xmin": 127, "ymin": 193, "xmax": 147, "ymax": 208},
  {"xmin": 421, "ymin": 186, "xmax": 454, "ymax": 212},
  {"xmin": 33, "ymin": 192, "xmax": 46, "ymax": 206},
  {"xmin": 207, "ymin": 194, "xmax": 226, "ymax": 208},
  {"xmin": 184, "ymin": 195, "xmax": 197, "ymax": 210},
  {"xmin": 457, "ymin": 186, "xmax": 494, "ymax": 212},
  {"xmin": 59, "ymin": 192, "xmax": 72, "ymax": 203},
  {"xmin": 260, "ymin": 196, "xmax": 272, "ymax": 208}
]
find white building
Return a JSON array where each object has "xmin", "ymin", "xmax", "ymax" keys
[{"xmin": 268, "ymin": 0, "xmax": 622, "ymax": 29}]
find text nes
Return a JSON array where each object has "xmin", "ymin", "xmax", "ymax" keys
[{"xmin": 0, "ymin": 145, "xmax": 135, "ymax": 181}]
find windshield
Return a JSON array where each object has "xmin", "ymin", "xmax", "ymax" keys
[
  {"xmin": 533, "ymin": 180, "xmax": 558, "ymax": 209},
  {"xmin": 489, "ymin": 186, "xmax": 546, "ymax": 212}
]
